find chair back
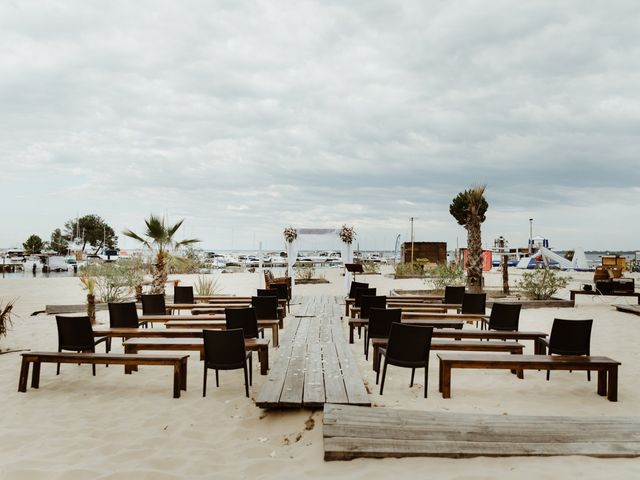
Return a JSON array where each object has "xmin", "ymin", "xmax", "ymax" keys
[
  {"xmin": 360, "ymin": 295, "xmax": 387, "ymax": 319},
  {"xmin": 174, "ymin": 285, "xmax": 194, "ymax": 304},
  {"xmin": 349, "ymin": 281, "xmax": 369, "ymax": 299},
  {"xmin": 225, "ymin": 307, "xmax": 259, "ymax": 338},
  {"xmin": 354, "ymin": 288, "xmax": 376, "ymax": 307},
  {"xmin": 251, "ymin": 296, "xmax": 278, "ymax": 320},
  {"xmin": 256, "ymin": 288, "xmax": 278, "ymax": 297},
  {"xmin": 549, "ymin": 318, "xmax": 593, "ymax": 356},
  {"xmin": 488, "ymin": 303, "xmax": 521, "ymax": 331},
  {"xmin": 141, "ymin": 294, "xmax": 167, "ymax": 315},
  {"xmin": 203, "ymin": 328, "xmax": 247, "ymax": 368},
  {"xmin": 269, "ymin": 282, "xmax": 290, "ymax": 301},
  {"xmin": 56, "ymin": 315, "xmax": 96, "ymax": 351},
  {"xmin": 461, "ymin": 293, "xmax": 486, "ymax": 314},
  {"xmin": 108, "ymin": 302, "xmax": 139, "ymax": 328},
  {"xmin": 385, "ymin": 323, "xmax": 433, "ymax": 367},
  {"xmin": 444, "ymin": 286, "xmax": 465, "ymax": 304},
  {"xmin": 368, "ymin": 308, "xmax": 401, "ymax": 340}
]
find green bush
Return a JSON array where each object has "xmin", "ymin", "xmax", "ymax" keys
[
  {"xmin": 425, "ymin": 263, "xmax": 465, "ymax": 290},
  {"xmin": 81, "ymin": 259, "xmax": 145, "ymax": 303},
  {"xmin": 194, "ymin": 275, "xmax": 222, "ymax": 296},
  {"xmin": 516, "ymin": 268, "xmax": 571, "ymax": 300},
  {"xmin": 295, "ymin": 265, "xmax": 316, "ymax": 280},
  {"xmin": 394, "ymin": 262, "xmax": 424, "ymax": 277},
  {"xmin": 360, "ymin": 261, "xmax": 380, "ymax": 274}
]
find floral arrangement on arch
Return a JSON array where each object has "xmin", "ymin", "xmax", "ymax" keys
[
  {"xmin": 338, "ymin": 224, "xmax": 356, "ymax": 244},
  {"xmin": 283, "ymin": 226, "xmax": 298, "ymax": 243}
]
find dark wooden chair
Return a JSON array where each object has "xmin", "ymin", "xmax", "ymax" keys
[
  {"xmin": 55, "ymin": 315, "xmax": 109, "ymax": 376},
  {"xmin": 377, "ymin": 323, "xmax": 434, "ymax": 398},
  {"xmin": 225, "ymin": 307, "xmax": 261, "ymax": 339},
  {"xmin": 360, "ymin": 295, "xmax": 387, "ymax": 320},
  {"xmin": 487, "ymin": 303, "xmax": 521, "ymax": 332},
  {"xmin": 174, "ymin": 285, "xmax": 194, "ymax": 304},
  {"xmin": 256, "ymin": 288, "xmax": 277, "ymax": 297},
  {"xmin": 444, "ymin": 285, "xmax": 465, "ymax": 304},
  {"xmin": 251, "ymin": 296, "xmax": 278, "ymax": 324},
  {"xmin": 108, "ymin": 302, "xmax": 143, "ymax": 328},
  {"xmin": 268, "ymin": 283, "xmax": 290, "ymax": 312},
  {"xmin": 141, "ymin": 294, "xmax": 167, "ymax": 315},
  {"xmin": 348, "ymin": 281, "xmax": 369, "ymax": 299},
  {"xmin": 543, "ymin": 318, "xmax": 593, "ymax": 381},
  {"xmin": 354, "ymin": 288, "xmax": 377, "ymax": 311},
  {"xmin": 364, "ymin": 308, "xmax": 401, "ymax": 359},
  {"xmin": 202, "ymin": 328, "xmax": 252, "ymax": 397},
  {"xmin": 461, "ymin": 292, "xmax": 486, "ymax": 327}
]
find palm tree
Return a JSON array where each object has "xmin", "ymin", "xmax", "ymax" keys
[
  {"xmin": 449, "ymin": 185, "xmax": 488, "ymax": 293},
  {"xmin": 123, "ymin": 215, "xmax": 200, "ymax": 294}
]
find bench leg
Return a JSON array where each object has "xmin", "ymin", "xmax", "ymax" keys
[
  {"xmin": 349, "ymin": 324, "xmax": 354, "ymax": 344},
  {"xmin": 272, "ymin": 326, "xmax": 279, "ymax": 348},
  {"xmin": 31, "ymin": 361, "xmax": 41, "ymax": 388},
  {"xmin": 597, "ymin": 369, "xmax": 607, "ymax": 396},
  {"xmin": 372, "ymin": 344, "xmax": 380, "ymax": 372},
  {"xmin": 173, "ymin": 364, "xmax": 182, "ymax": 398},
  {"xmin": 180, "ymin": 358, "xmax": 188, "ymax": 391},
  {"xmin": 607, "ymin": 366, "xmax": 618, "ymax": 401},
  {"xmin": 18, "ymin": 358, "xmax": 30, "ymax": 392},
  {"xmin": 258, "ymin": 347, "xmax": 268, "ymax": 375},
  {"xmin": 441, "ymin": 363, "xmax": 451, "ymax": 398},
  {"xmin": 124, "ymin": 345, "xmax": 137, "ymax": 374}
]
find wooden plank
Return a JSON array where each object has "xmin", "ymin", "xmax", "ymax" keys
[
  {"xmin": 303, "ymin": 342, "xmax": 325, "ymax": 407},
  {"xmin": 614, "ymin": 304, "xmax": 640, "ymax": 316},
  {"xmin": 322, "ymin": 342, "xmax": 348, "ymax": 404},
  {"xmin": 323, "ymin": 404, "xmax": 640, "ymax": 460},
  {"xmin": 278, "ymin": 319, "xmax": 310, "ymax": 407},
  {"xmin": 333, "ymin": 323, "xmax": 370, "ymax": 406}
]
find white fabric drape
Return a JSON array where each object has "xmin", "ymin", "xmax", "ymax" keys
[
  {"xmin": 286, "ymin": 240, "xmax": 299, "ymax": 289},
  {"xmin": 339, "ymin": 242, "xmax": 353, "ymax": 294}
]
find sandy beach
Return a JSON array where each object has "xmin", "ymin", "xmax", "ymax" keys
[{"xmin": 2, "ymin": 268, "xmax": 640, "ymax": 479}]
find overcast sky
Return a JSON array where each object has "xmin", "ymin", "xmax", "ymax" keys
[{"xmin": 1, "ymin": 0, "xmax": 639, "ymax": 253}]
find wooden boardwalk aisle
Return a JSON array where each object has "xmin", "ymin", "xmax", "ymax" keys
[
  {"xmin": 324, "ymin": 404, "xmax": 640, "ymax": 460},
  {"xmin": 255, "ymin": 295, "xmax": 370, "ymax": 409}
]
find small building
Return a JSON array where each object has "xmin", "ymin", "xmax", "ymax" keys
[{"xmin": 401, "ymin": 242, "xmax": 447, "ymax": 265}]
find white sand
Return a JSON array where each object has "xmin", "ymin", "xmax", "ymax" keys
[{"xmin": 1, "ymin": 268, "xmax": 640, "ymax": 479}]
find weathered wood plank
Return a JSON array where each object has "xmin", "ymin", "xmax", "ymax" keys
[
  {"xmin": 303, "ymin": 342, "xmax": 325, "ymax": 407},
  {"xmin": 332, "ymin": 321, "xmax": 370, "ymax": 406},
  {"xmin": 322, "ymin": 343, "xmax": 349, "ymax": 404},
  {"xmin": 323, "ymin": 404, "xmax": 640, "ymax": 460},
  {"xmin": 278, "ymin": 319, "xmax": 310, "ymax": 407}
]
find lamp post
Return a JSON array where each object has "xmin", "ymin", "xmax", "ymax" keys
[
  {"xmin": 410, "ymin": 217, "xmax": 415, "ymax": 264},
  {"xmin": 528, "ymin": 218, "xmax": 533, "ymax": 255}
]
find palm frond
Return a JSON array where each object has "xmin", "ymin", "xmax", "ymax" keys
[
  {"xmin": 167, "ymin": 219, "xmax": 185, "ymax": 239},
  {"xmin": 175, "ymin": 238, "xmax": 201, "ymax": 248}
]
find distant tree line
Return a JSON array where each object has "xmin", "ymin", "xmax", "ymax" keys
[{"xmin": 22, "ymin": 214, "xmax": 117, "ymax": 255}]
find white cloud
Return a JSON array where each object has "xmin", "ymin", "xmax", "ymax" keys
[{"xmin": 1, "ymin": 0, "xmax": 639, "ymax": 251}]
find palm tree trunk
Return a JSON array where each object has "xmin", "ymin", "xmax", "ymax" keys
[
  {"xmin": 152, "ymin": 251, "xmax": 168, "ymax": 294},
  {"xmin": 466, "ymin": 222, "xmax": 484, "ymax": 293},
  {"xmin": 87, "ymin": 293, "xmax": 96, "ymax": 325}
]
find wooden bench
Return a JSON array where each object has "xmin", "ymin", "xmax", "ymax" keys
[
  {"xmin": 122, "ymin": 337, "xmax": 270, "ymax": 375},
  {"xmin": 348, "ymin": 318, "xmax": 464, "ymax": 343},
  {"xmin": 371, "ymin": 338, "xmax": 525, "ymax": 372},
  {"xmin": 18, "ymin": 352, "xmax": 189, "ymax": 398},
  {"xmin": 437, "ymin": 353, "xmax": 621, "ymax": 402},
  {"xmin": 344, "ymin": 295, "xmax": 444, "ymax": 316},
  {"xmin": 323, "ymin": 403, "xmax": 640, "ymax": 460},
  {"xmin": 430, "ymin": 329, "xmax": 549, "ymax": 355},
  {"xmin": 571, "ymin": 289, "xmax": 640, "ymax": 305},
  {"xmin": 163, "ymin": 319, "xmax": 281, "ymax": 347}
]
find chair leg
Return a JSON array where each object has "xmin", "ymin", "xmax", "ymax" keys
[
  {"xmin": 243, "ymin": 365, "xmax": 249, "ymax": 398},
  {"xmin": 410, "ymin": 368, "xmax": 415, "ymax": 387},
  {"xmin": 546, "ymin": 370, "xmax": 550, "ymax": 381},
  {"xmin": 424, "ymin": 366, "xmax": 428, "ymax": 398},
  {"xmin": 379, "ymin": 360, "xmax": 388, "ymax": 395},
  {"xmin": 587, "ymin": 370, "xmax": 591, "ymax": 382},
  {"xmin": 215, "ymin": 370, "xmax": 219, "ymax": 387},
  {"xmin": 203, "ymin": 368, "xmax": 207, "ymax": 397},
  {"xmin": 249, "ymin": 355, "xmax": 253, "ymax": 386},
  {"xmin": 57, "ymin": 348, "xmax": 61, "ymax": 375}
]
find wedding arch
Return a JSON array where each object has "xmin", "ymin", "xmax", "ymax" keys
[{"xmin": 283, "ymin": 226, "xmax": 356, "ymax": 293}]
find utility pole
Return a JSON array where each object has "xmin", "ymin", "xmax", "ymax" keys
[
  {"xmin": 528, "ymin": 218, "xmax": 533, "ymax": 255},
  {"xmin": 499, "ymin": 236, "xmax": 509, "ymax": 294}
]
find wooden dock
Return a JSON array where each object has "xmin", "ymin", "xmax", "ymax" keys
[
  {"xmin": 323, "ymin": 404, "xmax": 640, "ymax": 460},
  {"xmin": 256, "ymin": 296, "xmax": 370, "ymax": 409}
]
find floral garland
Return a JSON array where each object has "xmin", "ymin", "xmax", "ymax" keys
[
  {"xmin": 338, "ymin": 224, "xmax": 355, "ymax": 244},
  {"xmin": 283, "ymin": 226, "xmax": 298, "ymax": 243}
]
